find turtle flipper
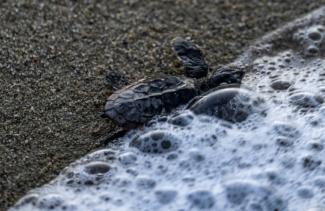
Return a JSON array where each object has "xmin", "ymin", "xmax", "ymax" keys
[
  {"xmin": 106, "ymin": 70, "xmax": 129, "ymax": 90},
  {"xmin": 207, "ymin": 66, "xmax": 245, "ymax": 89},
  {"xmin": 171, "ymin": 37, "xmax": 209, "ymax": 79}
]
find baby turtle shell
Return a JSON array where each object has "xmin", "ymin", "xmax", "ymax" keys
[{"xmin": 104, "ymin": 75, "xmax": 197, "ymax": 128}]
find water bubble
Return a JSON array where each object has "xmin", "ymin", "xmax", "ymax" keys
[
  {"xmin": 36, "ymin": 194, "xmax": 64, "ymax": 209},
  {"xmin": 224, "ymin": 180, "xmax": 287, "ymax": 210},
  {"xmin": 130, "ymin": 130, "xmax": 180, "ymax": 153},
  {"xmin": 307, "ymin": 142, "xmax": 324, "ymax": 152},
  {"xmin": 272, "ymin": 122, "xmax": 300, "ymax": 139},
  {"xmin": 155, "ymin": 190, "xmax": 177, "ymax": 204},
  {"xmin": 302, "ymin": 155, "xmax": 322, "ymax": 171},
  {"xmin": 297, "ymin": 187, "xmax": 314, "ymax": 199},
  {"xmin": 86, "ymin": 149, "xmax": 116, "ymax": 162},
  {"xmin": 270, "ymin": 80, "xmax": 291, "ymax": 90},
  {"xmin": 306, "ymin": 45, "xmax": 320, "ymax": 56},
  {"xmin": 275, "ymin": 137, "xmax": 294, "ymax": 147},
  {"xmin": 136, "ymin": 176, "xmax": 156, "ymax": 190},
  {"xmin": 308, "ymin": 31, "xmax": 322, "ymax": 41},
  {"xmin": 166, "ymin": 153, "xmax": 178, "ymax": 161},
  {"xmin": 168, "ymin": 111, "xmax": 194, "ymax": 127},
  {"xmin": 187, "ymin": 190, "xmax": 215, "ymax": 209},
  {"xmin": 84, "ymin": 162, "xmax": 111, "ymax": 175},
  {"xmin": 265, "ymin": 170, "xmax": 285, "ymax": 185},
  {"xmin": 14, "ymin": 194, "xmax": 39, "ymax": 208},
  {"xmin": 289, "ymin": 92, "xmax": 323, "ymax": 108},
  {"xmin": 112, "ymin": 177, "xmax": 132, "ymax": 188},
  {"xmin": 118, "ymin": 152, "xmax": 137, "ymax": 166},
  {"xmin": 189, "ymin": 88, "xmax": 266, "ymax": 123},
  {"xmin": 313, "ymin": 177, "xmax": 325, "ymax": 188},
  {"xmin": 188, "ymin": 148, "xmax": 205, "ymax": 162}
]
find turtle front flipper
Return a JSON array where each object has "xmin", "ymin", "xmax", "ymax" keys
[
  {"xmin": 207, "ymin": 66, "xmax": 245, "ymax": 90},
  {"xmin": 171, "ymin": 37, "xmax": 209, "ymax": 78}
]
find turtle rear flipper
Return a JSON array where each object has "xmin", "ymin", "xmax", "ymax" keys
[{"xmin": 171, "ymin": 37, "xmax": 209, "ymax": 78}]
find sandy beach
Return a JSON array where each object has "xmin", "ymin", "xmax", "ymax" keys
[{"xmin": 1, "ymin": 0, "xmax": 325, "ymax": 210}]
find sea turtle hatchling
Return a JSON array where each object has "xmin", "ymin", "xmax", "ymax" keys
[{"xmin": 103, "ymin": 37, "xmax": 245, "ymax": 128}]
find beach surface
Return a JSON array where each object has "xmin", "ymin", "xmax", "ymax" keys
[{"xmin": 1, "ymin": 0, "xmax": 325, "ymax": 210}]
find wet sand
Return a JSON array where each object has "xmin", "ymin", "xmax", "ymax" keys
[{"xmin": 1, "ymin": 0, "xmax": 325, "ymax": 210}]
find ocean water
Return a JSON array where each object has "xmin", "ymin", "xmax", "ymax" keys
[{"xmin": 10, "ymin": 6, "xmax": 325, "ymax": 211}]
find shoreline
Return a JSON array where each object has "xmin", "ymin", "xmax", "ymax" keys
[{"xmin": 2, "ymin": 1, "xmax": 325, "ymax": 210}]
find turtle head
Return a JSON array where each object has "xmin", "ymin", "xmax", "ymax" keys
[{"xmin": 207, "ymin": 66, "xmax": 245, "ymax": 89}]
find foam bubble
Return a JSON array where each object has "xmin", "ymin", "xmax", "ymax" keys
[
  {"xmin": 187, "ymin": 190, "xmax": 215, "ymax": 209},
  {"xmin": 189, "ymin": 87, "xmax": 266, "ymax": 123},
  {"xmin": 129, "ymin": 130, "xmax": 180, "ymax": 153},
  {"xmin": 84, "ymin": 161, "xmax": 111, "ymax": 175},
  {"xmin": 297, "ymin": 187, "xmax": 314, "ymax": 199},
  {"xmin": 118, "ymin": 152, "xmax": 138, "ymax": 166},
  {"xmin": 168, "ymin": 111, "xmax": 194, "ymax": 127},
  {"xmin": 270, "ymin": 80, "xmax": 292, "ymax": 90},
  {"xmin": 136, "ymin": 176, "xmax": 157, "ymax": 190},
  {"xmin": 294, "ymin": 25, "xmax": 325, "ymax": 56},
  {"xmin": 289, "ymin": 92, "xmax": 323, "ymax": 108},
  {"xmin": 223, "ymin": 180, "xmax": 287, "ymax": 210}
]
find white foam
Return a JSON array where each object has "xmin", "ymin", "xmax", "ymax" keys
[{"xmin": 10, "ymin": 6, "xmax": 325, "ymax": 211}]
